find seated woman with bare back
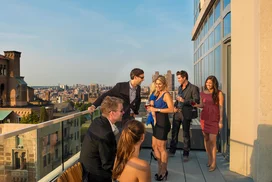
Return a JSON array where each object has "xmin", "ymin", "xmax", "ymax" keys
[{"xmin": 112, "ymin": 120, "xmax": 151, "ymax": 182}]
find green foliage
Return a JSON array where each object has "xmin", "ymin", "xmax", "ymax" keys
[
  {"xmin": 20, "ymin": 112, "xmax": 39, "ymax": 124},
  {"xmin": 39, "ymin": 106, "xmax": 49, "ymax": 122},
  {"xmin": 75, "ymin": 103, "xmax": 92, "ymax": 112}
]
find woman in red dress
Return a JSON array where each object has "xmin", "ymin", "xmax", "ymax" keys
[{"xmin": 194, "ymin": 76, "xmax": 224, "ymax": 172}]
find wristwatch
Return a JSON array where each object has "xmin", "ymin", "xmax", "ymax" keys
[{"xmin": 157, "ymin": 109, "xmax": 161, "ymax": 112}]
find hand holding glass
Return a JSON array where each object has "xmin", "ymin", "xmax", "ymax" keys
[
  {"xmin": 191, "ymin": 101, "xmax": 196, "ymax": 106},
  {"xmin": 145, "ymin": 101, "xmax": 151, "ymax": 109}
]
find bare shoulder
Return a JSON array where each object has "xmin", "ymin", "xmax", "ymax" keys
[
  {"xmin": 128, "ymin": 158, "xmax": 150, "ymax": 171},
  {"xmin": 136, "ymin": 158, "xmax": 150, "ymax": 168},
  {"xmin": 164, "ymin": 92, "xmax": 172, "ymax": 99},
  {"xmin": 218, "ymin": 90, "xmax": 224, "ymax": 97}
]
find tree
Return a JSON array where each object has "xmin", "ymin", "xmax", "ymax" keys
[
  {"xmin": 20, "ymin": 112, "xmax": 39, "ymax": 124},
  {"xmin": 39, "ymin": 106, "xmax": 49, "ymax": 123}
]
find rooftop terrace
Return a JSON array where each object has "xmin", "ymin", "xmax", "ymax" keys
[{"xmin": 0, "ymin": 109, "xmax": 254, "ymax": 182}]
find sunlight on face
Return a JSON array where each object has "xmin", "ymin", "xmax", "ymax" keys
[
  {"xmin": 155, "ymin": 80, "xmax": 164, "ymax": 91},
  {"xmin": 177, "ymin": 75, "xmax": 186, "ymax": 85},
  {"xmin": 206, "ymin": 79, "xmax": 214, "ymax": 90}
]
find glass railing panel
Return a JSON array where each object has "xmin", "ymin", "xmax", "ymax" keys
[
  {"xmin": 0, "ymin": 124, "xmax": 38, "ymax": 182},
  {"xmin": 37, "ymin": 121, "xmax": 62, "ymax": 180},
  {"xmin": 0, "ymin": 110, "xmax": 94, "ymax": 182}
]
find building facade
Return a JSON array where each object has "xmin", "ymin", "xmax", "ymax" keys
[
  {"xmin": 0, "ymin": 51, "xmax": 53, "ymax": 123},
  {"xmin": 192, "ymin": 0, "xmax": 272, "ymax": 181}
]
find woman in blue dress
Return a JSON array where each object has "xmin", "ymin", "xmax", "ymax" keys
[
  {"xmin": 147, "ymin": 75, "xmax": 174, "ymax": 181},
  {"xmin": 146, "ymin": 82, "xmax": 157, "ymax": 128}
]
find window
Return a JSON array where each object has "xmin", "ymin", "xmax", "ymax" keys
[
  {"xmin": 205, "ymin": 56, "xmax": 209, "ymax": 81},
  {"xmin": 214, "ymin": 0, "xmax": 221, "ymax": 22},
  {"xmin": 47, "ymin": 134, "xmax": 50, "ymax": 145},
  {"xmin": 223, "ymin": 13, "xmax": 231, "ymax": 37},
  {"xmin": 209, "ymin": 51, "xmax": 214, "ymax": 75},
  {"xmin": 214, "ymin": 23, "xmax": 221, "ymax": 44},
  {"xmin": 224, "ymin": 0, "xmax": 230, "ymax": 9},
  {"xmin": 55, "ymin": 131, "xmax": 59, "ymax": 142},
  {"xmin": 208, "ymin": 31, "xmax": 214, "ymax": 50},
  {"xmin": 55, "ymin": 149, "xmax": 58, "ymax": 159},
  {"xmin": 204, "ymin": 20, "xmax": 208, "ymax": 35},
  {"xmin": 17, "ymin": 117, "xmax": 22, "ymax": 123},
  {"xmin": 48, "ymin": 153, "xmax": 51, "ymax": 164},
  {"xmin": 64, "ymin": 128, "xmax": 67, "ymax": 138},
  {"xmin": 14, "ymin": 152, "xmax": 20, "ymax": 169},
  {"xmin": 77, "ymin": 131, "xmax": 79, "ymax": 140},
  {"xmin": 194, "ymin": 0, "xmax": 201, "ymax": 23},
  {"xmin": 208, "ymin": 11, "xmax": 214, "ymax": 30},
  {"xmin": 43, "ymin": 155, "xmax": 47, "ymax": 167},
  {"xmin": 215, "ymin": 46, "xmax": 222, "ymax": 85},
  {"xmin": 3, "ymin": 65, "xmax": 6, "ymax": 75}
]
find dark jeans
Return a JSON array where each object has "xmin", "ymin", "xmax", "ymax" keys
[{"xmin": 169, "ymin": 112, "xmax": 191, "ymax": 156}]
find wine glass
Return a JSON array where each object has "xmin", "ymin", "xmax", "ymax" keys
[
  {"xmin": 145, "ymin": 100, "xmax": 151, "ymax": 110},
  {"xmin": 191, "ymin": 101, "xmax": 196, "ymax": 106},
  {"xmin": 191, "ymin": 101, "xmax": 196, "ymax": 112}
]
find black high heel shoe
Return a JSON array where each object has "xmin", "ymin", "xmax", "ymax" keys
[
  {"xmin": 156, "ymin": 171, "xmax": 168, "ymax": 181},
  {"xmin": 154, "ymin": 173, "xmax": 159, "ymax": 180}
]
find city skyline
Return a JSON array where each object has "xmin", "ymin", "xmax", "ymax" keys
[{"xmin": 0, "ymin": 0, "xmax": 194, "ymax": 86}]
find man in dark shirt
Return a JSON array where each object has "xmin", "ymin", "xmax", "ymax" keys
[
  {"xmin": 80, "ymin": 96, "xmax": 124, "ymax": 182},
  {"xmin": 169, "ymin": 70, "xmax": 200, "ymax": 162},
  {"xmin": 88, "ymin": 68, "xmax": 144, "ymax": 129}
]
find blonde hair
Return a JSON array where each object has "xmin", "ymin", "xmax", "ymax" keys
[
  {"xmin": 112, "ymin": 120, "xmax": 145, "ymax": 180},
  {"xmin": 149, "ymin": 82, "xmax": 156, "ymax": 98},
  {"xmin": 100, "ymin": 96, "xmax": 123, "ymax": 117},
  {"xmin": 154, "ymin": 75, "xmax": 168, "ymax": 97}
]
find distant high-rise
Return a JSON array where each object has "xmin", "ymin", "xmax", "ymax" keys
[
  {"xmin": 152, "ymin": 71, "xmax": 159, "ymax": 82},
  {"xmin": 45, "ymin": 91, "xmax": 50, "ymax": 101},
  {"xmin": 90, "ymin": 84, "xmax": 99, "ymax": 94},
  {"xmin": 165, "ymin": 70, "xmax": 175, "ymax": 91}
]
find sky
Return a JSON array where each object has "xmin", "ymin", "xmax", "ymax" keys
[{"xmin": 0, "ymin": 0, "xmax": 194, "ymax": 86}]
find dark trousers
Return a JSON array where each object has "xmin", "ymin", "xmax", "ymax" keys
[
  {"xmin": 170, "ymin": 112, "xmax": 191, "ymax": 156},
  {"xmin": 86, "ymin": 173, "xmax": 112, "ymax": 182},
  {"xmin": 82, "ymin": 164, "xmax": 112, "ymax": 182}
]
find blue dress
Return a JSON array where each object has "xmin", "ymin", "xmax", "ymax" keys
[
  {"xmin": 146, "ymin": 93, "xmax": 156, "ymax": 126},
  {"xmin": 153, "ymin": 92, "xmax": 170, "ymax": 140}
]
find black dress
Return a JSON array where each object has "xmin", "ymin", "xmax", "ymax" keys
[{"xmin": 153, "ymin": 93, "xmax": 170, "ymax": 140}]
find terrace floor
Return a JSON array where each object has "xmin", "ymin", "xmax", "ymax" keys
[{"xmin": 139, "ymin": 149, "xmax": 254, "ymax": 182}]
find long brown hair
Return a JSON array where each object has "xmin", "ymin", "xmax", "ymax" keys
[
  {"xmin": 112, "ymin": 120, "xmax": 145, "ymax": 180},
  {"xmin": 204, "ymin": 75, "xmax": 219, "ymax": 104}
]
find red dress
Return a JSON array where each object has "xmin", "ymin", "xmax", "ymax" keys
[{"xmin": 200, "ymin": 92, "xmax": 220, "ymax": 134}]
